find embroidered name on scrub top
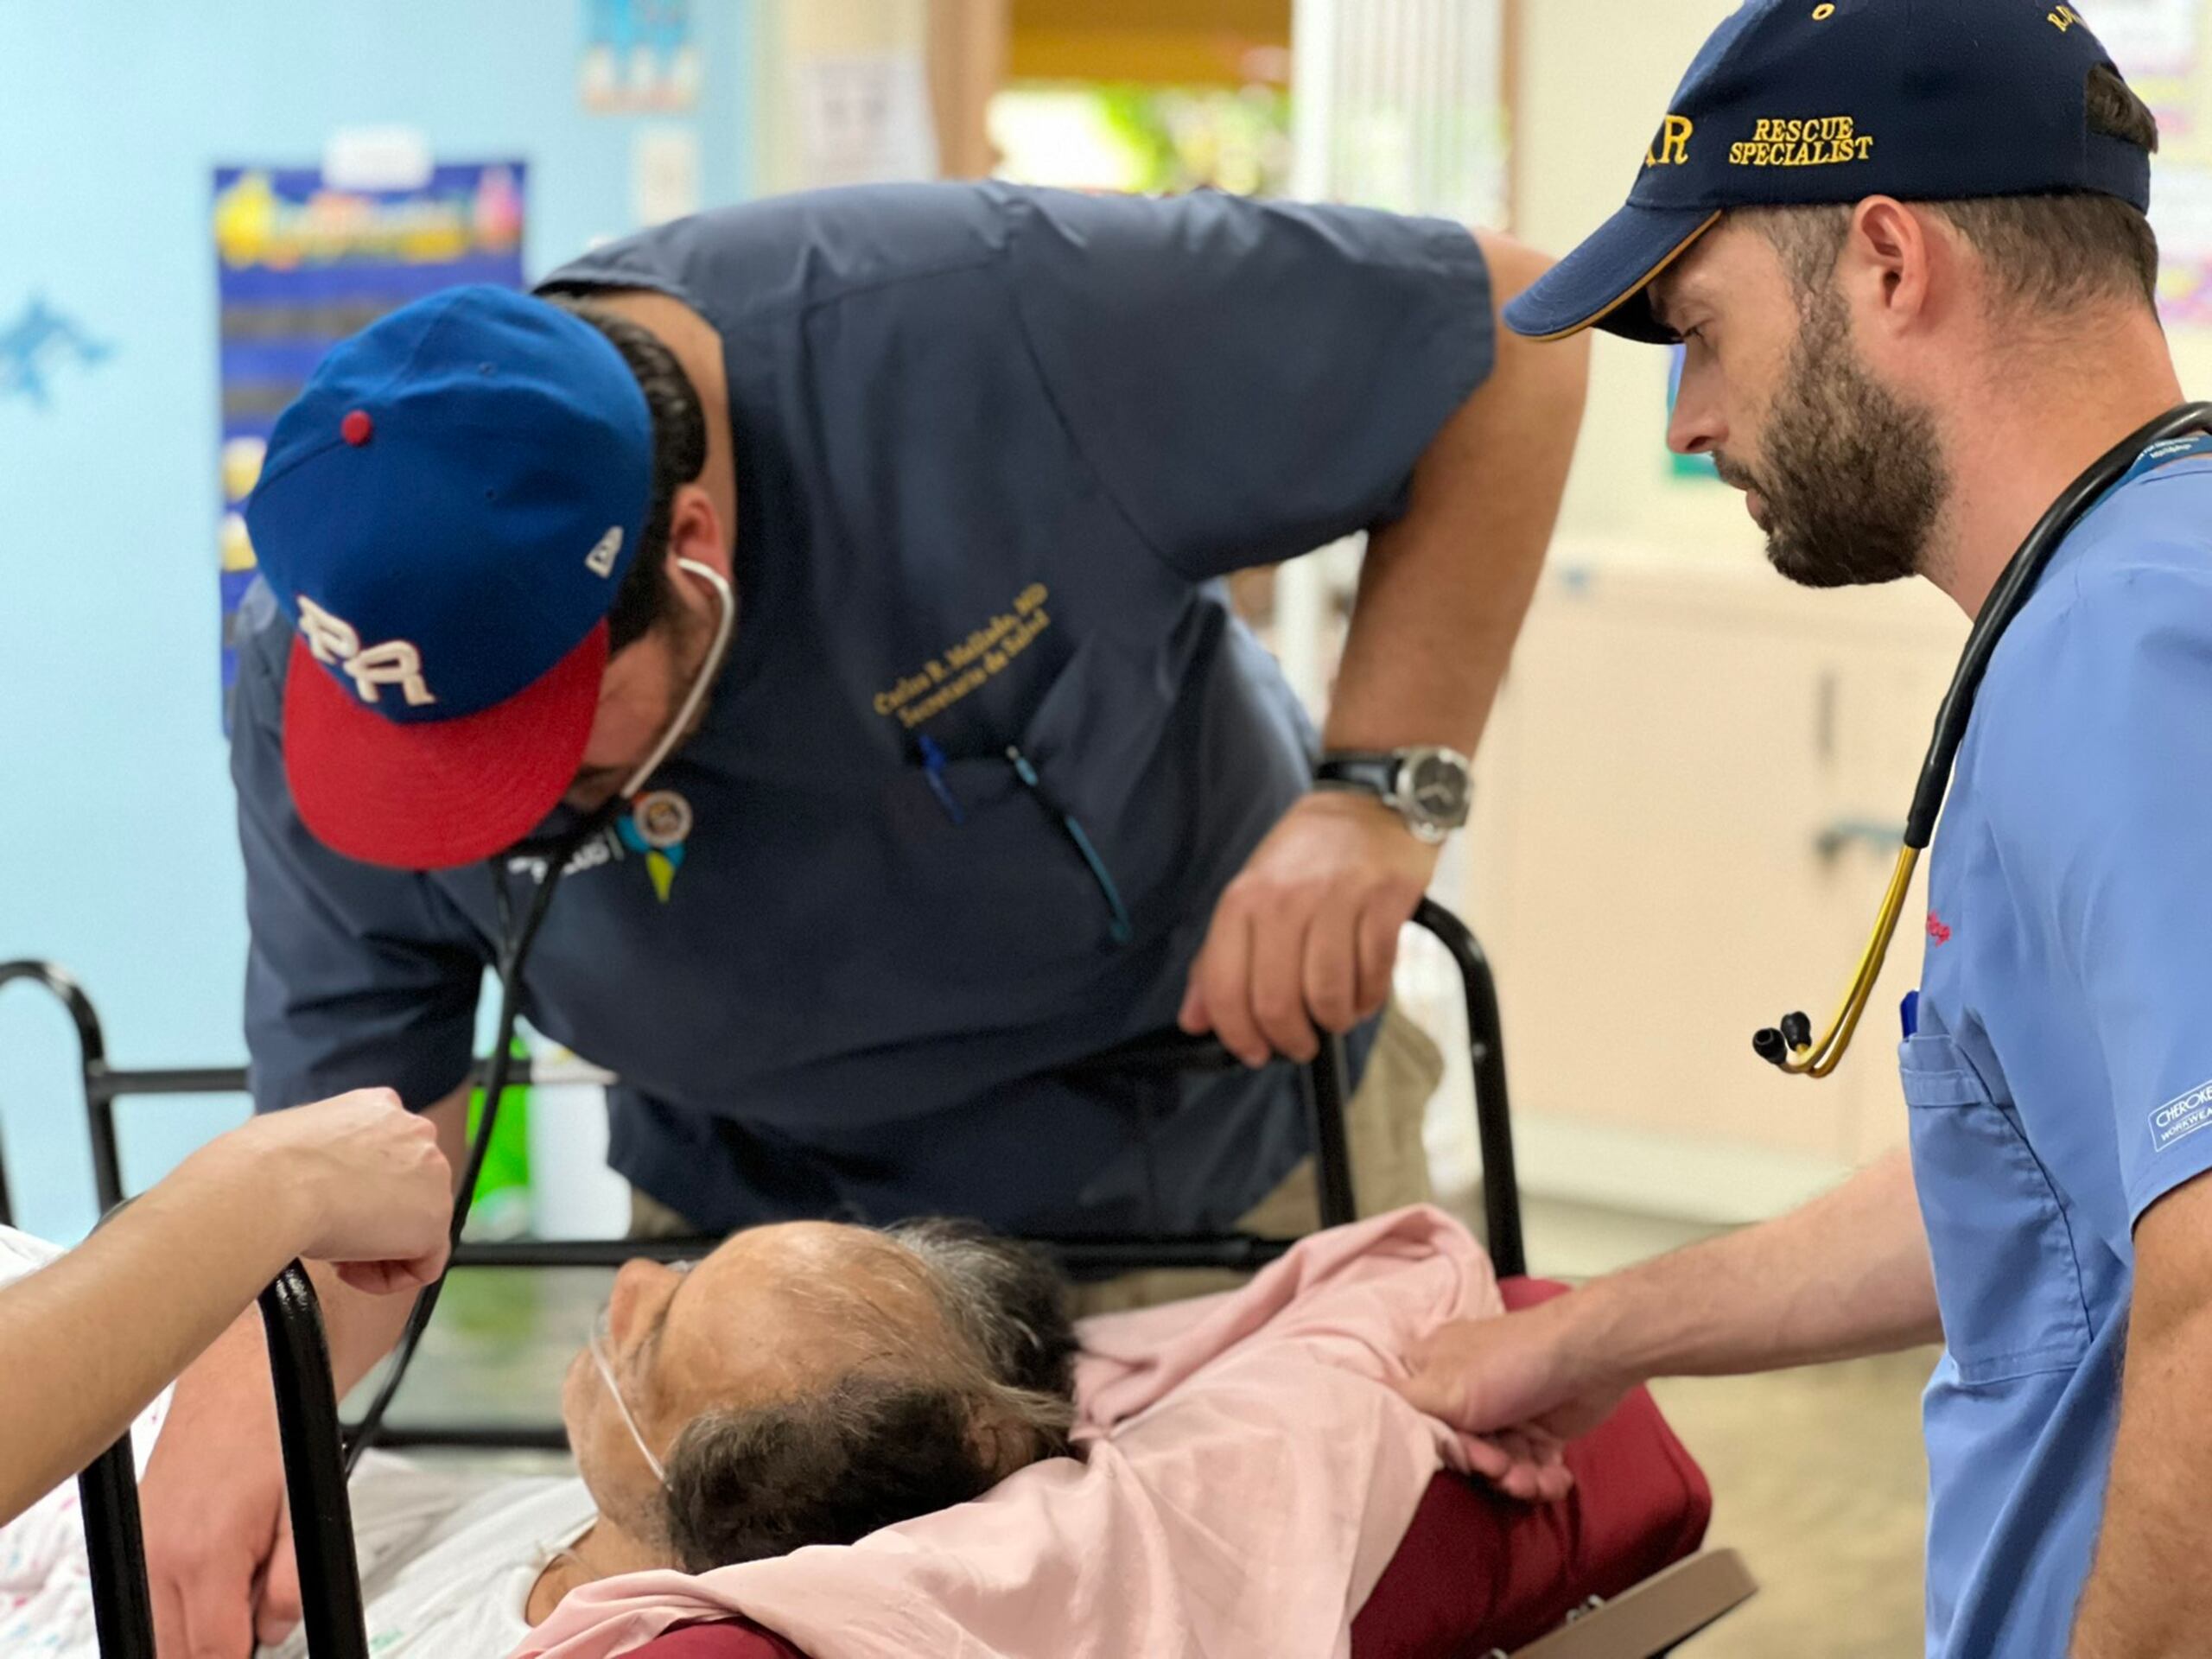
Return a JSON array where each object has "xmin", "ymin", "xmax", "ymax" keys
[{"xmin": 873, "ymin": 583, "xmax": 1052, "ymax": 731}]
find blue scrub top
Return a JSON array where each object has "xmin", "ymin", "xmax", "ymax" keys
[
  {"xmin": 1904, "ymin": 437, "xmax": 2212, "ymax": 1656},
  {"xmin": 230, "ymin": 182, "xmax": 1492, "ymax": 1236}
]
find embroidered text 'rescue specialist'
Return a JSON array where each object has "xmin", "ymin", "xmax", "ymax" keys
[{"xmin": 1731, "ymin": 115, "xmax": 1875, "ymax": 168}]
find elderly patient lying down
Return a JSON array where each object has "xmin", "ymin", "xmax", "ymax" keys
[{"xmin": 0, "ymin": 1217, "xmax": 1081, "ymax": 1658}]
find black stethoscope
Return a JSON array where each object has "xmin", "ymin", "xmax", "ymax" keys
[
  {"xmin": 1755, "ymin": 401, "xmax": 2212, "ymax": 1078},
  {"xmin": 343, "ymin": 558, "xmax": 737, "ymax": 1472}
]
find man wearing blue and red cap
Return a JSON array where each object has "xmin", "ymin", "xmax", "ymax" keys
[
  {"xmin": 143, "ymin": 185, "xmax": 1588, "ymax": 1650},
  {"xmin": 1398, "ymin": 3, "xmax": 2212, "ymax": 1655}
]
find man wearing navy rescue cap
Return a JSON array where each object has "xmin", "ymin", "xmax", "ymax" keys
[
  {"xmin": 1396, "ymin": 3, "xmax": 2212, "ymax": 1654},
  {"xmin": 143, "ymin": 186, "xmax": 1589, "ymax": 1648}
]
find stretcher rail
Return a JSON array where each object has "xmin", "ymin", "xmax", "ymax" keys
[{"xmin": 3, "ymin": 902, "xmax": 1522, "ymax": 1274}]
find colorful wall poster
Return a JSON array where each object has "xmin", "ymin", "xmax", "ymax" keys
[
  {"xmin": 213, "ymin": 162, "xmax": 526, "ymax": 715},
  {"xmin": 581, "ymin": 0, "xmax": 701, "ymax": 113}
]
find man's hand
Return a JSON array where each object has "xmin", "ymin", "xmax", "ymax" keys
[
  {"xmin": 1179, "ymin": 791, "xmax": 1437, "ymax": 1065},
  {"xmin": 1398, "ymin": 1291, "xmax": 1633, "ymax": 1448},
  {"xmin": 222, "ymin": 1087, "xmax": 453, "ymax": 1293},
  {"xmin": 141, "ymin": 1314, "xmax": 299, "ymax": 1656}
]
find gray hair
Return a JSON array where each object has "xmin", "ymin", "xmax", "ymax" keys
[
  {"xmin": 656, "ymin": 1219, "xmax": 1080, "ymax": 1573},
  {"xmin": 881, "ymin": 1218, "xmax": 1080, "ymax": 1469}
]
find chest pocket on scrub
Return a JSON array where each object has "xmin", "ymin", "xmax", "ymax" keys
[{"xmin": 1900, "ymin": 1032, "xmax": 2093, "ymax": 1385}]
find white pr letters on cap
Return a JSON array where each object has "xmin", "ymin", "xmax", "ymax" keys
[
  {"xmin": 296, "ymin": 594, "xmax": 437, "ymax": 707},
  {"xmin": 297, "ymin": 594, "xmax": 361, "ymax": 664}
]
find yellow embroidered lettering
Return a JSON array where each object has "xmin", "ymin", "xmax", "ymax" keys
[
  {"xmin": 1645, "ymin": 113, "xmax": 1694, "ymax": 168},
  {"xmin": 1732, "ymin": 114, "xmax": 1876, "ymax": 168},
  {"xmin": 874, "ymin": 585, "xmax": 1056, "ymax": 728}
]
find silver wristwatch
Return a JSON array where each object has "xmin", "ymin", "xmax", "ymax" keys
[{"xmin": 1313, "ymin": 747, "xmax": 1472, "ymax": 844}]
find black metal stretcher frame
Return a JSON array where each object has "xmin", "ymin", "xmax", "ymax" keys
[{"xmin": 0, "ymin": 903, "xmax": 1749, "ymax": 1656}]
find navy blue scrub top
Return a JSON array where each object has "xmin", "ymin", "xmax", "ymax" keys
[{"xmin": 232, "ymin": 182, "xmax": 1494, "ymax": 1235}]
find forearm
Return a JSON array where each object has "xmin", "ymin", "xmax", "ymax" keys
[
  {"xmin": 1568, "ymin": 1150, "xmax": 1942, "ymax": 1386},
  {"xmin": 1325, "ymin": 231, "xmax": 1588, "ymax": 755},
  {"xmin": 2071, "ymin": 1185, "xmax": 2212, "ymax": 1656},
  {"xmin": 2072, "ymin": 1319, "xmax": 2212, "ymax": 1656},
  {"xmin": 0, "ymin": 1151, "xmax": 304, "ymax": 1522}
]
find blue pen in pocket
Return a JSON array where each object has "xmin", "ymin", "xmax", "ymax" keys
[
  {"xmin": 918, "ymin": 734, "xmax": 966, "ymax": 825},
  {"xmin": 1901, "ymin": 989, "xmax": 1920, "ymax": 1039}
]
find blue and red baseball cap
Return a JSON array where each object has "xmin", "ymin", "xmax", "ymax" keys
[
  {"xmin": 1506, "ymin": 0, "xmax": 2152, "ymax": 343},
  {"xmin": 245, "ymin": 286, "xmax": 653, "ymax": 869}
]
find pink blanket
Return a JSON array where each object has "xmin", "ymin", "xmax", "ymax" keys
[{"xmin": 510, "ymin": 1206, "xmax": 1504, "ymax": 1659}]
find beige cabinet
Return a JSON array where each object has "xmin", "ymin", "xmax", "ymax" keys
[{"xmin": 1459, "ymin": 559, "xmax": 1964, "ymax": 1221}]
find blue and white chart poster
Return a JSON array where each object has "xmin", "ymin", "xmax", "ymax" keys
[{"xmin": 213, "ymin": 162, "xmax": 527, "ymax": 719}]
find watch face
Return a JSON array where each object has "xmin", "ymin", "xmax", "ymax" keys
[{"xmin": 1406, "ymin": 752, "xmax": 1470, "ymax": 822}]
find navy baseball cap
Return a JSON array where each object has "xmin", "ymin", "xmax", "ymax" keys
[
  {"xmin": 1507, "ymin": 0, "xmax": 2152, "ymax": 343},
  {"xmin": 245, "ymin": 286, "xmax": 653, "ymax": 869}
]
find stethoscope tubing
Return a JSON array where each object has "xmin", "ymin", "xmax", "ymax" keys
[{"xmin": 343, "ymin": 560, "xmax": 737, "ymax": 1472}]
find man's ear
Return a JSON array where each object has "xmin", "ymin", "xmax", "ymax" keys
[
  {"xmin": 664, "ymin": 481, "xmax": 729, "ymax": 580},
  {"xmin": 1847, "ymin": 196, "xmax": 1937, "ymax": 338}
]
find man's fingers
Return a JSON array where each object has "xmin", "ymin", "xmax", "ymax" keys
[
  {"xmin": 150, "ymin": 1576, "xmax": 190, "ymax": 1658},
  {"xmin": 1176, "ymin": 974, "xmax": 1209, "ymax": 1035},
  {"xmin": 1249, "ymin": 902, "xmax": 1319, "ymax": 1062},
  {"xmin": 1354, "ymin": 899, "xmax": 1405, "ymax": 1020},
  {"xmin": 1454, "ymin": 1431, "xmax": 1514, "ymax": 1483},
  {"xmin": 168, "ymin": 1558, "xmax": 257, "ymax": 1659},
  {"xmin": 1302, "ymin": 892, "xmax": 1365, "ymax": 1034},
  {"xmin": 1200, "ymin": 908, "xmax": 1268, "ymax": 1066},
  {"xmin": 252, "ymin": 1519, "xmax": 304, "ymax": 1649},
  {"xmin": 334, "ymin": 1247, "xmax": 447, "ymax": 1296},
  {"xmin": 1394, "ymin": 1359, "xmax": 1465, "ymax": 1427}
]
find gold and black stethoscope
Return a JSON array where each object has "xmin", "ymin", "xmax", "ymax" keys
[{"xmin": 1755, "ymin": 401, "xmax": 2212, "ymax": 1078}]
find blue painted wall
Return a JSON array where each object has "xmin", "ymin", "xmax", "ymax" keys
[{"xmin": 0, "ymin": 3, "xmax": 754, "ymax": 1240}]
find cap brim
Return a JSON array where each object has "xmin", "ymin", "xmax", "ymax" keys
[
  {"xmin": 1503, "ymin": 205, "xmax": 1722, "ymax": 344},
  {"xmin": 283, "ymin": 622, "xmax": 609, "ymax": 870}
]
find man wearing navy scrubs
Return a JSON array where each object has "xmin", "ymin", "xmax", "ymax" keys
[
  {"xmin": 145, "ymin": 186, "xmax": 1587, "ymax": 1651},
  {"xmin": 1400, "ymin": 4, "xmax": 2212, "ymax": 1654}
]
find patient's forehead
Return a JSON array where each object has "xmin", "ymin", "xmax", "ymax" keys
[{"xmin": 650, "ymin": 1222, "xmax": 944, "ymax": 1412}]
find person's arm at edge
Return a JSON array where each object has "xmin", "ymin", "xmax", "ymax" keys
[
  {"xmin": 1184, "ymin": 231, "xmax": 1592, "ymax": 1064},
  {"xmin": 140, "ymin": 1081, "xmax": 467, "ymax": 1656},
  {"xmin": 1400, "ymin": 1149, "xmax": 1942, "ymax": 1446},
  {"xmin": 0, "ymin": 1088, "xmax": 453, "ymax": 1527},
  {"xmin": 2070, "ymin": 1172, "xmax": 2212, "ymax": 1656}
]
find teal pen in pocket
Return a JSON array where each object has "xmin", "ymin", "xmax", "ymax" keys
[{"xmin": 1006, "ymin": 744, "xmax": 1133, "ymax": 945}]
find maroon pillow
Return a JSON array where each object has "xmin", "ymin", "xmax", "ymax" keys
[{"xmin": 631, "ymin": 1279, "xmax": 1711, "ymax": 1659}]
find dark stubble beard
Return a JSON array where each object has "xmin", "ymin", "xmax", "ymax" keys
[{"xmin": 1717, "ymin": 283, "xmax": 1950, "ymax": 589}]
